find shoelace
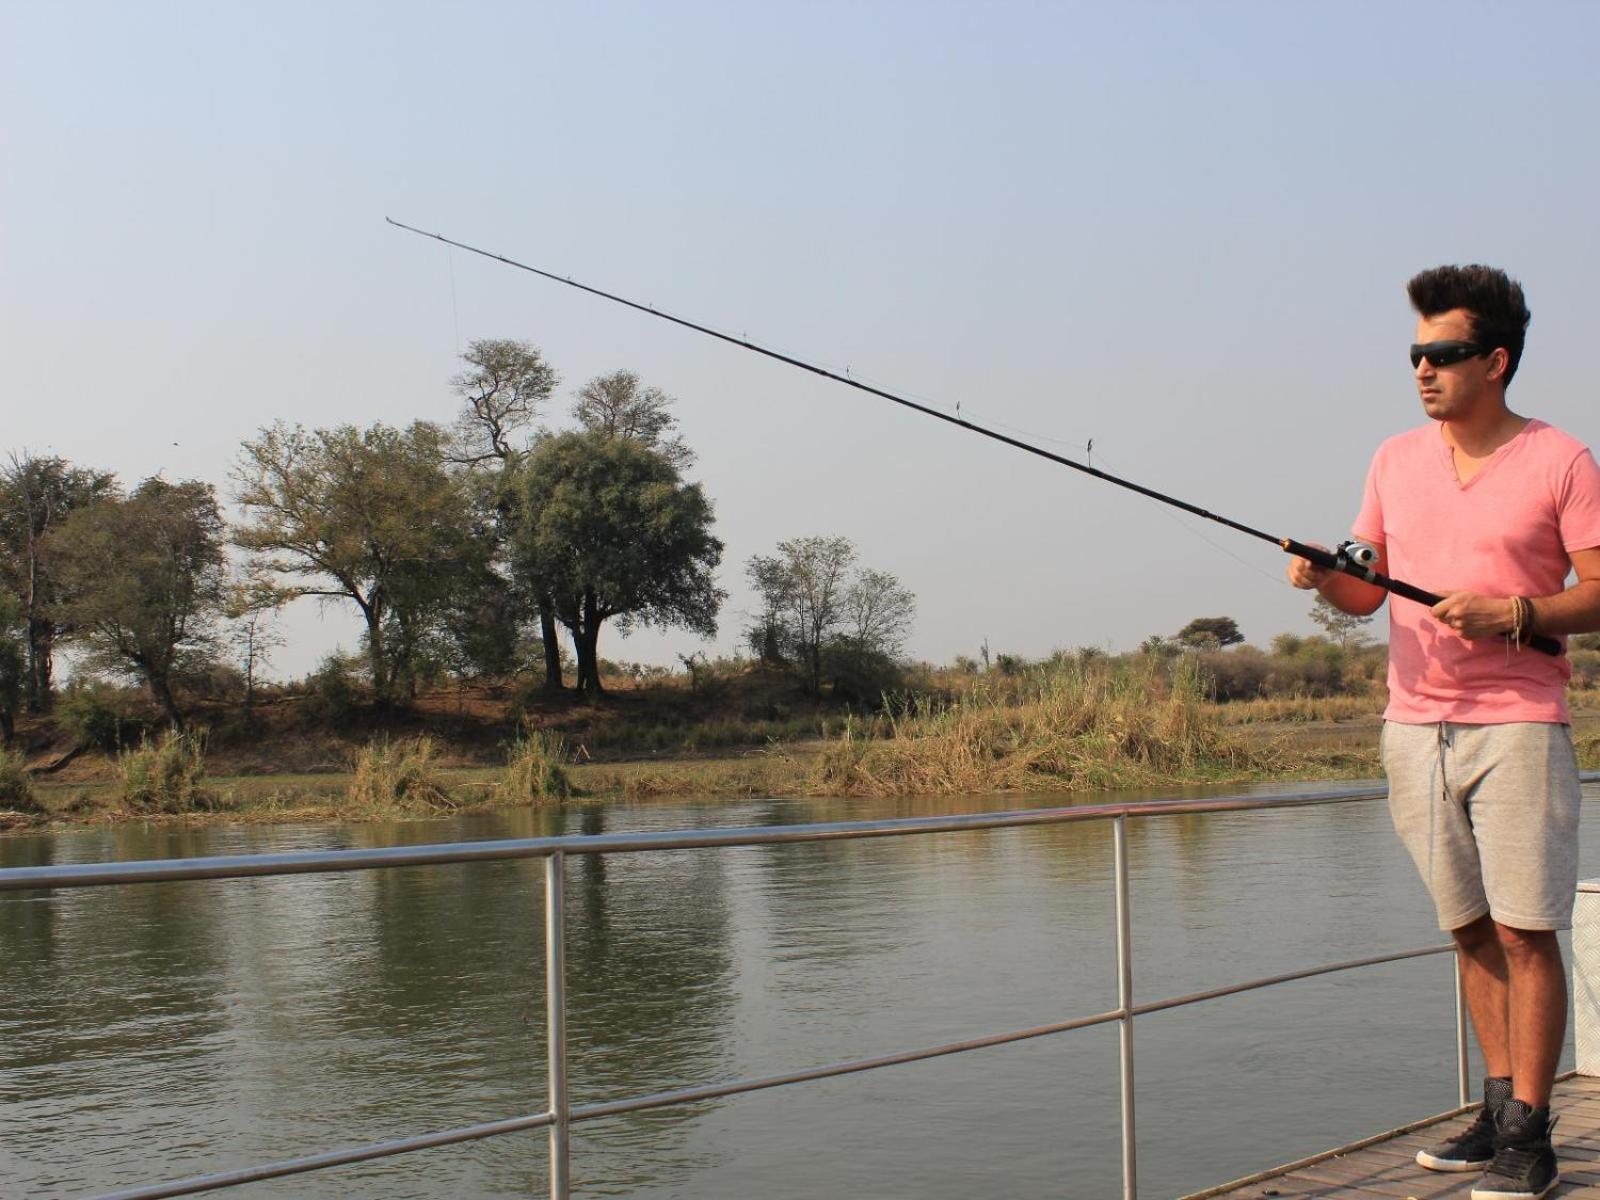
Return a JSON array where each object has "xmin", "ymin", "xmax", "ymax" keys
[{"xmin": 1486, "ymin": 1143, "xmax": 1539, "ymax": 1176}]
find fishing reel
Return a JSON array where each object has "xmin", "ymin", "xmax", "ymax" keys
[{"xmin": 1334, "ymin": 539, "xmax": 1380, "ymax": 579}]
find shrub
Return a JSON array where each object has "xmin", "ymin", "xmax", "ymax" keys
[
  {"xmin": 57, "ymin": 679, "xmax": 158, "ymax": 751},
  {"xmin": 504, "ymin": 728, "xmax": 572, "ymax": 803},
  {"xmin": 119, "ymin": 733, "xmax": 212, "ymax": 813},
  {"xmin": 824, "ymin": 643, "xmax": 905, "ymax": 706},
  {"xmin": 1199, "ymin": 646, "xmax": 1271, "ymax": 701},
  {"xmin": 348, "ymin": 736, "xmax": 452, "ymax": 810},
  {"xmin": 0, "ymin": 746, "xmax": 37, "ymax": 812},
  {"xmin": 306, "ymin": 652, "xmax": 365, "ymax": 723}
]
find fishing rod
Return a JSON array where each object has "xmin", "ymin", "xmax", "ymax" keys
[{"xmin": 385, "ymin": 217, "xmax": 1561, "ymax": 658}]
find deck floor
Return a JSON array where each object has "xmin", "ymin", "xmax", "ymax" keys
[{"xmin": 1193, "ymin": 1075, "xmax": 1600, "ymax": 1199}]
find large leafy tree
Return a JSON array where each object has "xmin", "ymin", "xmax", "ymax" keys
[
  {"xmin": 46, "ymin": 479, "xmax": 226, "ymax": 730},
  {"xmin": 508, "ymin": 431, "xmax": 723, "ymax": 699},
  {"xmin": 0, "ymin": 454, "xmax": 118, "ymax": 710},
  {"xmin": 448, "ymin": 339, "xmax": 566, "ymax": 691},
  {"xmin": 233, "ymin": 421, "xmax": 480, "ymax": 707}
]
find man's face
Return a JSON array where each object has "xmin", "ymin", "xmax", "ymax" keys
[{"xmin": 1413, "ymin": 307, "xmax": 1500, "ymax": 423}]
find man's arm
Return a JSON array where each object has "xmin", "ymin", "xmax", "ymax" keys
[
  {"xmin": 1430, "ymin": 546, "xmax": 1600, "ymax": 639},
  {"xmin": 1286, "ymin": 540, "xmax": 1389, "ymax": 616}
]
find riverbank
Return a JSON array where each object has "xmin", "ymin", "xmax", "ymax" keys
[{"xmin": 8, "ymin": 667, "xmax": 1600, "ymax": 833}]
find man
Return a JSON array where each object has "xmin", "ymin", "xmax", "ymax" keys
[{"xmin": 1289, "ymin": 265, "xmax": 1600, "ymax": 1200}]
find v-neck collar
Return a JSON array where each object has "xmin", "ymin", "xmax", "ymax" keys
[{"xmin": 1435, "ymin": 417, "xmax": 1538, "ymax": 490}]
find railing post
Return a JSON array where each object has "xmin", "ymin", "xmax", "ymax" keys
[
  {"xmin": 545, "ymin": 852, "xmax": 570, "ymax": 1200},
  {"xmin": 1113, "ymin": 815, "xmax": 1137, "ymax": 1200},
  {"xmin": 1455, "ymin": 949, "xmax": 1470, "ymax": 1107}
]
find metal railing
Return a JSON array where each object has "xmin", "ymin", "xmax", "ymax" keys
[{"xmin": 7, "ymin": 779, "xmax": 1578, "ymax": 1200}]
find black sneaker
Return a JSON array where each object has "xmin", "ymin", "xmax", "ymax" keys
[
  {"xmin": 1417, "ymin": 1077, "xmax": 1512, "ymax": 1172},
  {"xmin": 1472, "ymin": 1100, "xmax": 1559, "ymax": 1200}
]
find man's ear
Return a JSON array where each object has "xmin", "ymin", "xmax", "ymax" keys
[{"xmin": 1486, "ymin": 346, "xmax": 1509, "ymax": 382}]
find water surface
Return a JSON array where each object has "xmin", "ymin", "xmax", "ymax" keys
[{"xmin": 3, "ymin": 782, "xmax": 1594, "ymax": 1198}]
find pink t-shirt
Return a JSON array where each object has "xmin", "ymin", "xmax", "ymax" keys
[{"xmin": 1352, "ymin": 418, "xmax": 1600, "ymax": 724}]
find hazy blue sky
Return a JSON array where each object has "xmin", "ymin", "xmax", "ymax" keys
[{"xmin": 5, "ymin": 2, "xmax": 1599, "ymax": 678}]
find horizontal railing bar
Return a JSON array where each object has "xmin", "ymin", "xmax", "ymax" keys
[
  {"xmin": 1, "ymin": 784, "xmax": 1400, "ymax": 892},
  {"xmin": 75, "ymin": 936, "xmax": 1458, "ymax": 1200},
  {"xmin": 571, "ymin": 1008, "xmax": 1128, "ymax": 1121},
  {"xmin": 1130, "ymin": 943, "xmax": 1453, "ymax": 1017},
  {"xmin": 85, "ymin": 1111, "xmax": 555, "ymax": 1200}
]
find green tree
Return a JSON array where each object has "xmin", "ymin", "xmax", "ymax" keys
[
  {"xmin": 1177, "ymin": 615, "xmax": 1244, "ymax": 650},
  {"xmin": 46, "ymin": 479, "xmax": 226, "ymax": 730},
  {"xmin": 508, "ymin": 431, "xmax": 724, "ymax": 699},
  {"xmin": 572, "ymin": 369, "xmax": 692, "ymax": 467},
  {"xmin": 747, "ymin": 537, "xmax": 917, "ymax": 698},
  {"xmin": 1309, "ymin": 593, "xmax": 1374, "ymax": 648},
  {"xmin": 0, "ymin": 454, "xmax": 118, "ymax": 710},
  {"xmin": 449, "ymin": 339, "xmax": 566, "ymax": 691},
  {"xmin": 747, "ymin": 536, "xmax": 856, "ymax": 697},
  {"xmin": 233, "ymin": 421, "xmax": 479, "ymax": 707},
  {"xmin": 0, "ymin": 593, "xmax": 25, "ymax": 745},
  {"xmin": 448, "ymin": 337, "xmax": 559, "ymax": 465}
]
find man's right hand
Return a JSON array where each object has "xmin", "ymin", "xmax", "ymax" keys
[{"xmin": 1286, "ymin": 543, "xmax": 1332, "ymax": 590}]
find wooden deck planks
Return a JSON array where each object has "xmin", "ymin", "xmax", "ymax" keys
[{"xmin": 1188, "ymin": 1075, "xmax": 1600, "ymax": 1199}]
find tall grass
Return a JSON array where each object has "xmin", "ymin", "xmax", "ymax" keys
[
  {"xmin": 119, "ymin": 733, "xmax": 213, "ymax": 813},
  {"xmin": 1217, "ymin": 693, "xmax": 1382, "ymax": 724},
  {"xmin": 808, "ymin": 658, "xmax": 1264, "ymax": 797},
  {"xmin": 0, "ymin": 746, "xmax": 37, "ymax": 812},
  {"xmin": 347, "ymin": 736, "xmax": 453, "ymax": 811},
  {"xmin": 504, "ymin": 728, "xmax": 572, "ymax": 803}
]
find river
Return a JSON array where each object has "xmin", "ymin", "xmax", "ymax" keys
[{"xmin": 3, "ymin": 782, "xmax": 1596, "ymax": 1198}]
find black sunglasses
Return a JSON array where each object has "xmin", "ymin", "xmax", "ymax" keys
[{"xmin": 1409, "ymin": 340, "xmax": 1487, "ymax": 369}]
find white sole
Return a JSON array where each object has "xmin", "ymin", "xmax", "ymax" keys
[
  {"xmin": 1416, "ymin": 1149, "xmax": 1490, "ymax": 1172},
  {"xmin": 1471, "ymin": 1176, "xmax": 1559, "ymax": 1200}
]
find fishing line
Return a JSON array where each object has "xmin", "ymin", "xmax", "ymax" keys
[
  {"xmin": 446, "ymin": 245, "xmax": 462, "ymax": 354},
  {"xmin": 384, "ymin": 217, "xmax": 1563, "ymax": 657}
]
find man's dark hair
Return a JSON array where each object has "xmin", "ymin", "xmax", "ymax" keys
[{"xmin": 1407, "ymin": 264, "xmax": 1532, "ymax": 387}]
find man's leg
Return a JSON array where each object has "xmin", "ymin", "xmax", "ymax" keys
[
  {"xmin": 1495, "ymin": 923, "xmax": 1566, "ymax": 1107},
  {"xmin": 1455, "ymin": 914, "xmax": 1511, "ymax": 1076}
]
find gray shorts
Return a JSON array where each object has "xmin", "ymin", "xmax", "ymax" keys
[{"xmin": 1381, "ymin": 720, "xmax": 1582, "ymax": 932}]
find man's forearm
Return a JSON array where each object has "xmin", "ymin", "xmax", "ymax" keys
[
  {"xmin": 1317, "ymin": 571, "xmax": 1388, "ymax": 617},
  {"xmin": 1530, "ymin": 579, "xmax": 1600, "ymax": 637}
]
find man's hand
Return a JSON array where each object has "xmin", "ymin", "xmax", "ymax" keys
[
  {"xmin": 1430, "ymin": 591, "xmax": 1514, "ymax": 640},
  {"xmin": 1286, "ymin": 543, "xmax": 1332, "ymax": 590}
]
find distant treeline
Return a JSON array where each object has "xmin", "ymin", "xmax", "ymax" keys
[{"xmin": 0, "ymin": 340, "xmax": 917, "ymax": 740}]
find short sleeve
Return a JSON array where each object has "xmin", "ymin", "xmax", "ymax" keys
[
  {"xmin": 1558, "ymin": 448, "xmax": 1600, "ymax": 552},
  {"xmin": 1351, "ymin": 449, "xmax": 1385, "ymax": 544}
]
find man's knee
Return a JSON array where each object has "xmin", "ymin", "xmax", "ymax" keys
[
  {"xmin": 1452, "ymin": 913, "xmax": 1499, "ymax": 953},
  {"xmin": 1492, "ymin": 921, "xmax": 1562, "ymax": 965}
]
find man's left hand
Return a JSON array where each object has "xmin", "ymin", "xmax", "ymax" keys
[{"xmin": 1430, "ymin": 591, "xmax": 1513, "ymax": 640}]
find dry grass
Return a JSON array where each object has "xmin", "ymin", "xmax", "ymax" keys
[
  {"xmin": 0, "ymin": 746, "xmax": 37, "ymax": 813},
  {"xmin": 1216, "ymin": 693, "xmax": 1383, "ymax": 725},
  {"xmin": 804, "ymin": 659, "xmax": 1267, "ymax": 798},
  {"xmin": 118, "ymin": 733, "xmax": 213, "ymax": 813},
  {"xmin": 502, "ymin": 727, "xmax": 573, "ymax": 803},
  {"xmin": 346, "ymin": 736, "xmax": 454, "ymax": 813}
]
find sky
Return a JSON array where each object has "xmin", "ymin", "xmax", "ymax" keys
[{"xmin": 4, "ymin": 1, "xmax": 1600, "ymax": 680}]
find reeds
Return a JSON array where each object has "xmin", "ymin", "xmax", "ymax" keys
[
  {"xmin": 0, "ymin": 746, "xmax": 36, "ymax": 812},
  {"xmin": 347, "ymin": 736, "xmax": 453, "ymax": 812},
  {"xmin": 503, "ymin": 727, "xmax": 572, "ymax": 803},
  {"xmin": 119, "ymin": 733, "xmax": 213, "ymax": 813},
  {"xmin": 807, "ymin": 657, "xmax": 1261, "ymax": 797}
]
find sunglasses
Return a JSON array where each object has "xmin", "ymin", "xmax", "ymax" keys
[{"xmin": 1409, "ymin": 340, "xmax": 1487, "ymax": 369}]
